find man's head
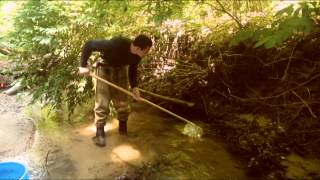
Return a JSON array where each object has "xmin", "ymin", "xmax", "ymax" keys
[{"xmin": 130, "ymin": 34, "xmax": 152, "ymax": 58}]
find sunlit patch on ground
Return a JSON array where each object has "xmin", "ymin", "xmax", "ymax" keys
[
  {"xmin": 76, "ymin": 119, "xmax": 118, "ymax": 136},
  {"xmin": 111, "ymin": 145, "xmax": 141, "ymax": 162},
  {"xmin": 77, "ymin": 124, "xmax": 96, "ymax": 136},
  {"xmin": 105, "ymin": 119, "xmax": 119, "ymax": 131}
]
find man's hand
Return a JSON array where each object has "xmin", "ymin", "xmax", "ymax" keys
[
  {"xmin": 79, "ymin": 67, "xmax": 90, "ymax": 76},
  {"xmin": 132, "ymin": 87, "xmax": 142, "ymax": 101}
]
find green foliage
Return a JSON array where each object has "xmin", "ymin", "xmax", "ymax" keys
[
  {"xmin": 7, "ymin": 0, "xmax": 163, "ymax": 116},
  {"xmin": 8, "ymin": 0, "xmax": 317, "ymax": 121},
  {"xmin": 230, "ymin": 1, "xmax": 319, "ymax": 48},
  {"xmin": 12, "ymin": 1, "xmax": 67, "ymax": 51},
  {"xmin": 142, "ymin": 0, "xmax": 186, "ymax": 24},
  {"xmin": 5, "ymin": 0, "xmax": 281, "ymax": 118},
  {"xmin": 9, "ymin": 0, "xmax": 94, "ymax": 115}
]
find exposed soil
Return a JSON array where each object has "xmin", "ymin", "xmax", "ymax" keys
[{"xmin": 0, "ymin": 93, "xmax": 35, "ymax": 158}]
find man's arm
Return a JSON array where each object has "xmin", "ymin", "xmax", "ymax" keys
[
  {"xmin": 129, "ymin": 63, "xmax": 138, "ymax": 88},
  {"xmin": 129, "ymin": 63, "xmax": 141, "ymax": 100},
  {"xmin": 79, "ymin": 40, "xmax": 110, "ymax": 75},
  {"xmin": 80, "ymin": 40, "xmax": 110, "ymax": 67}
]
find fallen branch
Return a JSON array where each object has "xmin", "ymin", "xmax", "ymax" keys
[
  {"xmin": 213, "ymin": 89, "xmax": 320, "ymax": 108},
  {"xmin": 265, "ymin": 56, "xmax": 315, "ymax": 66},
  {"xmin": 139, "ymin": 88, "xmax": 195, "ymax": 107},
  {"xmin": 302, "ymin": 138, "xmax": 320, "ymax": 146},
  {"xmin": 223, "ymin": 53, "xmax": 265, "ymax": 65},
  {"xmin": 226, "ymin": 73, "xmax": 320, "ymax": 101},
  {"xmin": 0, "ymin": 47, "xmax": 11, "ymax": 55}
]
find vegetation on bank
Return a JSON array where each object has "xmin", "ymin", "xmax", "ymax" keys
[{"xmin": 1, "ymin": 1, "xmax": 320, "ymax": 179}]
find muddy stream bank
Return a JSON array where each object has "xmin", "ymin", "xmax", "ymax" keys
[
  {"xmin": 2, "ymin": 92, "xmax": 320, "ymax": 179},
  {"xmin": 30, "ymin": 102, "xmax": 247, "ymax": 179},
  {"xmin": 0, "ymin": 91, "xmax": 247, "ymax": 179}
]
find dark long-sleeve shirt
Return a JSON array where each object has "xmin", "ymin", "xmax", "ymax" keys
[{"xmin": 80, "ymin": 37, "xmax": 141, "ymax": 88}]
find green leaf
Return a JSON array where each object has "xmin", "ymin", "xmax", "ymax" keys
[
  {"xmin": 275, "ymin": 4, "xmax": 294, "ymax": 16},
  {"xmin": 293, "ymin": 7, "xmax": 302, "ymax": 17},
  {"xmin": 43, "ymin": 28, "xmax": 58, "ymax": 35},
  {"xmin": 310, "ymin": 1, "xmax": 318, "ymax": 8},
  {"xmin": 254, "ymin": 36, "xmax": 271, "ymax": 48},
  {"xmin": 277, "ymin": 28, "xmax": 293, "ymax": 41},
  {"xmin": 279, "ymin": 16, "xmax": 315, "ymax": 34},
  {"xmin": 229, "ymin": 28, "xmax": 256, "ymax": 46},
  {"xmin": 39, "ymin": 37, "xmax": 51, "ymax": 45}
]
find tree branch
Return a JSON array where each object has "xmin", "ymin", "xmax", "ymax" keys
[
  {"xmin": 292, "ymin": 90, "xmax": 317, "ymax": 118},
  {"xmin": 206, "ymin": 0, "xmax": 243, "ymax": 29}
]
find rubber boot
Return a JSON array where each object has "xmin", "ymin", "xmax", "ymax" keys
[
  {"xmin": 119, "ymin": 121, "xmax": 127, "ymax": 136},
  {"xmin": 92, "ymin": 127, "xmax": 106, "ymax": 147}
]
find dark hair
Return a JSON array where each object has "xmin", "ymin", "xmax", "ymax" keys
[{"xmin": 132, "ymin": 34, "xmax": 153, "ymax": 49}]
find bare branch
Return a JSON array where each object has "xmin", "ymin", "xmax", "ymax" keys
[
  {"xmin": 205, "ymin": 0, "xmax": 243, "ymax": 29},
  {"xmin": 292, "ymin": 90, "xmax": 317, "ymax": 118},
  {"xmin": 281, "ymin": 43, "xmax": 298, "ymax": 81},
  {"xmin": 224, "ymin": 53, "xmax": 265, "ymax": 65},
  {"xmin": 226, "ymin": 73, "xmax": 320, "ymax": 101}
]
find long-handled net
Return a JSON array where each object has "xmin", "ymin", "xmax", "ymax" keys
[{"xmin": 90, "ymin": 73, "xmax": 203, "ymax": 138}]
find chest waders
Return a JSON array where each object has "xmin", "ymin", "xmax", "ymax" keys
[{"xmin": 92, "ymin": 63, "xmax": 130, "ymax": 147}]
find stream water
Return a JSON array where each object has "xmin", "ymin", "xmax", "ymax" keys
[
  {"xmin": 26, "ymin": 102, "xmax": 247, "ymax": 180},
  {"xmin": 2, "ymin": 93, "xmax": 320, "ymax": 179}
]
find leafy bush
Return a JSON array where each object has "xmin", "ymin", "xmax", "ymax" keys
[
  {"xmin": 230, "ymin": 2, "xmax": 320, "ymax": 48},
  {"xmin": 9, "ymin": 1, "xmax": 94, "ymax": 114}
]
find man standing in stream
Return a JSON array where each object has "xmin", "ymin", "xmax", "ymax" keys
[{"xmin": 78, "ymin": 35, "xmax": 152, "ymax": 147}]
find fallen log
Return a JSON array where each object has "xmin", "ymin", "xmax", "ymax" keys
[{"xmin": 138, "ymin": 88, "xmax": 195, "ymax": 107}]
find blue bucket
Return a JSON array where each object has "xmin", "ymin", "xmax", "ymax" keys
[{"xmin": 0, "ymin": 162, "xmax": 29, "ymax": 180}]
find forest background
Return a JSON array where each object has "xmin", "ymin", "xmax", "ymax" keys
[{"xmin": 0, "ymin": 0, "xmax": 320, "ymax": 179}]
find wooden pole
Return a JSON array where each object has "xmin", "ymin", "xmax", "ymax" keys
[{"xmin": 90, "ymin": 73, "xmax": 197, "ymax": 125}]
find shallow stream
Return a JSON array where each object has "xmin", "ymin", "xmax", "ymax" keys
[
  {"xmin": 27, "ymin": 103, "xmax": 247, "ymax": 179},
  {"xmin": 2, "ymin": 93, "xmax": 320, "ymax": 179}
]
